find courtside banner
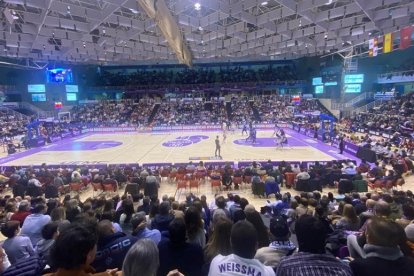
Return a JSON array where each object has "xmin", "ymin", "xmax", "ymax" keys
[
  {"xmin": 90, "ymin": 127, "xmax": 137, "ymax": 132},
  {"xmin": 344, "ymin": 141, "xmax": 359, "ymax": 156}
]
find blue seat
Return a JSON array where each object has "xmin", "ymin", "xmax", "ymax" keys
[{"xmin": 265, "ymin": 181, "xmax": 279, "ymax": 197}]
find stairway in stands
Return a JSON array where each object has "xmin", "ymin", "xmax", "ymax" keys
[
  {"xmin": 316, "ymin": 100, "xmax": 337, "ymax": 119},
  {"xmin": 14, "ymin": 108, "xmax": 36, "ymax": 116},
  {"xmin": 249, "ymin": 101, "xmax": 261, "ymax": 122},
  {"xmin": 205, "ymin": 102, "xmax": 213, "ymax": 112},
  {"xmin": 147, "ymin": 103, "xmax": 160, "ymax": 125},
  {"xmin": 225, "ymin": 102, "xmax": 232, "ymax": 120}
]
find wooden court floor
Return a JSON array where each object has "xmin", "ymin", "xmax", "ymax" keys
[{"xmin": 0, "ymin": 130, "xmax": 346, "ymax": 166}]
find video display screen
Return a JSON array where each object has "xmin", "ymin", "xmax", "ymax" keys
[
  {"xmin": 315, "ymin": 85, "xmax": 324, "ymax": 94},
  {"xmin": 344, "ymin": 84, "xmax": 361, "ymax": 93},
  {"xmin": 312, "ymin": 77, "xmax": 323, "ymax": 86},
  {"xmin": 344, "ymin": 74, "xmax": 364, "ymax": 84},
  {"xmin": 46, "ymin": 68, "xmax": 73, "ymax": 83},
  {"xmin": 66, "ymin": 93, "xmax": 77, "ymax": 101},
  {"xmin": 28, "ymin": 84, "xmax": 46, "ymax": 93},
  {"xmin": 32, "ymin": 94, "xmax": 46, "ymax": 102},
  {"xmin": 65, "ymin": 85, "xmax": 78, "ymax": 93}
]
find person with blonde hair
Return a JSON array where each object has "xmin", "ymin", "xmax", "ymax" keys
[{"xmin": 336, "ymin": 204, "xmax": 360, "ymax": 231}]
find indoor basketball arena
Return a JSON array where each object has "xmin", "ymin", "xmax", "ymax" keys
[{"xmin": 0, "ymin": 0, "xmax": 413, "ymax": 275}]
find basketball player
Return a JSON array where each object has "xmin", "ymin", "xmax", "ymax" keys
[
  {"xmin": 272, "ymin": 124, "xmax": 280, "ymax": 137},
  {"xmin": 222, "ymin": 129, "xmax": 227, "ymax": 144},
  {"xmin": 242, "ymin": 123, "xmax": 248, "ymax": 136},
  {"xmin": 251, "ymin": 128, "xmax": 257, "ymax": 144},
  {"xmin": 215, "ymin": 136, "xmax": 221, "ymax": 158}
]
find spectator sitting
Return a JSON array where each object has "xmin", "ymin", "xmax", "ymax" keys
[
  {"xmin": 131, "ymin": 211, "xmax": 161, "ymax": 244},
  {"xmin": 20, "ymin": 203, "xmax": 51, "ymax": 246},
  {"xmin": 9, "ymin": 200, "xmax": 31, "ymax": 226},
  {"xmin": 296, "ymin": 168, "xmax": 310, "ymax": 180},
  {"xmin": 157, "ymin": 218, "xmax": 204, "ymax": 276},
  {"xmin": 92, "ymin": 220, "xmax": 137, "ymax": 272},
  {"xmin": 255, "ymin": 216, "xmax": 296, "ymax": 269},
  {"xmin": 276, "ymin": 215, "xmax": 353, "ymax": 276},
  {"xmin": 350, "ymin": 218, "xmax": 414, "ymax": 276},
  {"xmin": 46, "ymin": 224, "xmax": 118, "ymax": 276},
  {"xmin": 405, "ymin": 223, "xmax": 414, "ymax": 255},
  {"xmin": 151, "ymin": 201, "xmax": 174, "ymax": 232},
  {"xmin": 208, "ymin": 220, "xmax": 275, "ymax": 276},
  {"xmin": 1, "ymin": 221, "xmax": 35, "ymax": 265},
  {"xmin": 35, "ymin": 222, "xmax": 59, "ymax": 266},
  {"xmin": 335, "ymin": 204, "xmax": 360, "ymax": 231},
  {"xmin": 184, "ymin": 206, "xmax": 206, "ymax": 248},
  {"xmin": 204, "ymin": 217, "xmax": 233, "ymax": 264},
  {"xmin": 245, "ymin": 208, "xmax": 270, "ymax": 248},
  {"xmin": 122, "ymin": 239, "xmax": 159, "ymax": 276}
]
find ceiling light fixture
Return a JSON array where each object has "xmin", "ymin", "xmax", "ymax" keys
[
  {"xmin": 194, "ymin": 3, "xmax": 201, "ymax": 11},
  {"xmin": 130, "ymin": 8, "xmax": 139, "ymax": 14},
  {"xmin": 198, "ymin": 26, "xmax": 203, "ymax": 31},
  {"xmin": 261, "ymin": 1, "xmax": 268, "ymax": 6},
  {"xmin": 324, "ymin": 33, "xmax": 328, "ymax": 39}
]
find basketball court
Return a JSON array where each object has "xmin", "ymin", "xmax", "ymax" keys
[{"xmin": 0, "ymin": 128, "xmax": 353, "ymax": 167}]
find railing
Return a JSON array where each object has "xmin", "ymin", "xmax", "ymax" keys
[
  {"xmin": 331, "ymin": 92, "xmax": 374, "ymax": 110},
  {"xmin": 352, "ymin": 100, "xmax": 385, "ymax": 114},
  {"xmin": 0, "ymin": 106, "xmax": 30, "ymax": 120},
  {"xmin": 19, "ymin": 102, "xmax": 54, "ymax": 119},
  {"xmin": 90, "ymin": 80, "xmax": 307, "ymax": 93},
  {"xmin": 378, "ymin": 69, "xmax": 414, "ymax": 79}
]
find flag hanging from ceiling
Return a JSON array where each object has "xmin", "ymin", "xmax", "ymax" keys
[
  {"xmin": 383, "ymin": 33, "xmax": 393, "ymax": 53},
  {"xmin": 400, "ymin": 26, "xmax": 413, "ymax": 49},
  {"xmin": 369, "ymin": 38, "xmax": 378, "ymax": 57}
]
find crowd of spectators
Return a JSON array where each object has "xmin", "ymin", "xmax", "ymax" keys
[
  {"xmin": 0, "ymin": 160, "xmax": 413, "ymax": 275},
  {"xmin": 152, "ymin": 99, "xmax": 226, "ymax": 126},
  {"xmin": 0, "ymin": 111, "xmax": 29, "ymax": 140},
  {"xmin": 70, "ymin": 99, "xmax": 155, "ymax": 127},
  {"xmin": 96, "ymin": 66, "xmax": 299, "ymax": 87},
  {"xmin": 342, "ymin": 92, "xmax": 414, "ymax": 140},
  {"xmin": 380, "ymin": 58, "xmax": 414, "ymax": 77}
]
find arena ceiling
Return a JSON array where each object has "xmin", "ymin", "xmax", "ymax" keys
[{"xmin": 0, "ymin": 0, "xmax": 413, "ymax": 65}]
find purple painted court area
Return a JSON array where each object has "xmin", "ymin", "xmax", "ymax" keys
[
  {"xmin": 233, "ymin": 129, "xmax": 357, "ymax": 161},
  {"xmin": 233, "ymin": 137, "xmax": 305, "ymax": 147},
  {"xmin": 42, "ymin": 141, "xmax": 122, "ymax": 151}
]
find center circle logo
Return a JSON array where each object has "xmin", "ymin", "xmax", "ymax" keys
[{"xmin": 163, "ymin": 135, "xmax": 209, "ymax": 147}]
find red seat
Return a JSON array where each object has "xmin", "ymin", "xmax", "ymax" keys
[
  {"xmin": 189, "ymin": 180, "xmax": 200, "ymax": 193},
  {"xmin": 233, "ymin": 176, "xmax": 242, "ymax": 188},
  {"xmin": 69, "ymin": 183, "xmax": 82, "ymax": 195},
  {"xmin": 174, "ymin": 180, "xmax": 188, "ymax": 198},
  {"xmin": 285, "ymin": 173, "xmax": 296, "ymax": 189},
  {"xmin": 211, "ymin": 179, "xmax": 221, "ymax": 192},
  {"xmin": 92, "ymin": 183, "xmax": 103, "ymax": 197}
]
